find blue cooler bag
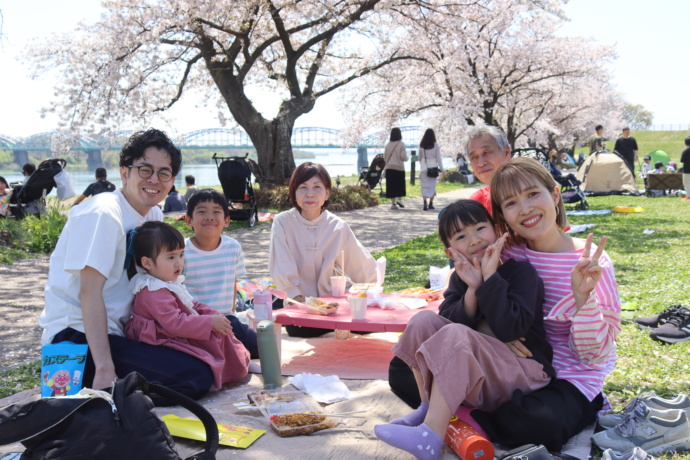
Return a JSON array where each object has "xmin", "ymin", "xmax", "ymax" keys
[{"xmin": 40, "ymin": 342, "xmax": 89, "ymax": 397}]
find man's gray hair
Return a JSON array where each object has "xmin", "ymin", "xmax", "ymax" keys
[{"xmin": 463, "ymin": 125, "xmax": 510, "ymax": 155}]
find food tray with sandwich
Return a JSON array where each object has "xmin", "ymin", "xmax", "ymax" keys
[
  {"xmin": 394, "ymin": 287, "xmax": 444, "ymax": 301},
  {"xmin": 301, "ymin": 296, "xmax": 340, "ymax": 316},
  {"xmin": 248, "ymin": 390, "xmax": 336, "ymax": 437}
]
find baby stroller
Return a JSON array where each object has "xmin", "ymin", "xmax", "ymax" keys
[
  {"xmin": 9, "ymin": 158, "xmax": 69, "ymax": 219},
  {"xmin": 555, "ymin": 173, "xmax": 589, "ymax": 210},
  {"xmin": 357, "ymin": 154, "xmax": 386, "ymax": 195},
  {"xmin": 512, "ymin": 148, "xmax": 588, "ymax": 210},
  {"xmin": 511, "ymin": 147, "xmax": 551, "ymax": 170},
  {"xmin": 213, "ymin": 153, "xmax": 259, "ymax": 227}
]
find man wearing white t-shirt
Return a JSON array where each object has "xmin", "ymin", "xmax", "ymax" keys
[{"xmin": 40, "ymin": 129, "xmax": 213, "ymax": 401}]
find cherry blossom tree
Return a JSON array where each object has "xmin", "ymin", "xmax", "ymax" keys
[
  {"xmin": 341, "ymin": 0, "xmax": 623, "ymax": 154},
  {"xmin": 28, "ymin": 0, "xmax": 443, "ymax": 185}
]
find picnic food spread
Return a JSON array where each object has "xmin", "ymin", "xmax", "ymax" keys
[
  {"xmin": 249, "ymin": 390, "xmax": 339, "ymax": 437},
  {"xmin": 305, "ymin": 297, "xmax": 340, "ymax": 315},
  {"xmin": 269, "ymin": 412, "xmax": 335, "ymax": 437}
]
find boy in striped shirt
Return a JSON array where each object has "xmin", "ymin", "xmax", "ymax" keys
[{"xmin": 183, "ymin": 189, "xmax": 258, "ymax": 358}]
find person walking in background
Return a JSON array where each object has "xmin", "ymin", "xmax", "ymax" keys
[
  {"xmin": 613, "ymin": 127, "xmax": 638, "ymax": 175},
  {"xmin": 163, "ymin": 185, "xmax": 187, "ymax": 212},
  {"xmin": 681, "ymin": 136, "xmax": 690, "ymax": 201},
  {"xmin": 384, "ymin": 127, "xmax": 408, "ymax": 209},
  {"xmin": 587, "ymin": 125, "xmax": 605, "ymax": 154},
  {"xmin": 72, "ymin": 167, "xmax": 116, "ymax": 206},
  {"xmin": 418, "ymin": 128, "xmax": 444, "ymax": 211},
  {"xmin": 184, "ymin": 175, "xmax": 200, "ymax": 202}
]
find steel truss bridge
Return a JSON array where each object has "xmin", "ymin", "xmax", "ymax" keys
[{"xmin": 0, "ymin": 126, "xmax": 423, "ymax": 167}]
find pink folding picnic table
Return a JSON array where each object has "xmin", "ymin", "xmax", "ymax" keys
[{"xmin": 274, "ymin": 296, "xmax": 442, "ymax": 333}]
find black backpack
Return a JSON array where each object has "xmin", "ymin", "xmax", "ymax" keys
[{"xmin": 0, "ymin": 372, "xmax": 218, "ymax": 460}]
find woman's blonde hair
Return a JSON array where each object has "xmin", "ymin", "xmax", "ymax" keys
[{"xmin": 490, "ymin": 157, "xmax": 568, "ymax": 245}]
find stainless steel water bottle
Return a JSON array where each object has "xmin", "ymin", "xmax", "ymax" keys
[{"xmin": 257, "ymin": 320, "xmax": 282, "ymax": 389}]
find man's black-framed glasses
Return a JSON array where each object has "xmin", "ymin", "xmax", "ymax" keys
[{"xmin": 128, "ymin": 165, "xmax": 174, "ymax": 182}]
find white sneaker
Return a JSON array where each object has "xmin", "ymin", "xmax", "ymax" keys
[
  {"xmin": 592, "ymin": 402, "xmax": 690, "ymax": 455},
  {"xmin": 599, "ymin": 392, "xmax": 690, "ymax": 429},
  {"xmin": 602, "ymin": 447, "xmax": 655, "ymax": 460},
  {"xmin": 248, "ymin": 361, "xmax": 261, "ymax": 373}
]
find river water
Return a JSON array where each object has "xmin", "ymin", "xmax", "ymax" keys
[{"xmin": 0, "ymin": 148, "xmax": 456, "ymax": 192}]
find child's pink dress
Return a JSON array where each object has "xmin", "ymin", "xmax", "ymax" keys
[{"xmin": 125, "ymin": 273, "xmax": 250, "ymax": 388}]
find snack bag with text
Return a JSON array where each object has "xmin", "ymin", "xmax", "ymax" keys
[{"xmin": 40, "ymin": 342, "xmax": 88, "ymax": 397}]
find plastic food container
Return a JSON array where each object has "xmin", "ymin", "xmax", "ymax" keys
[
  {"xmin": 348, "ymin": 283, "xmax": 377, "ymax": 294},
  {"xmin": 394, "ymin": 287, "xmax": 444, "ymax": 301},
  {"xmin": 249, "ymin": 390, "xmax": 336, "ymax": 437},
  {"xmin": 302, "ymin": 297, "xmax": 340, "ymax": 316}
]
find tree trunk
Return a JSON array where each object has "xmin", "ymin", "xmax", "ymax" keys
[
  {"xmin": 244, "ymin": 117, "xmax": 297, "ymax": 187},
  {"xmin": 208, "ymin": 70, "xmax": 308, "ymax": 186}
]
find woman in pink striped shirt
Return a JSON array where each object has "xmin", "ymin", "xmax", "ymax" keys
[{"xmin": 468, "ymin": 157, "xmax": 621, "ymax": 449}]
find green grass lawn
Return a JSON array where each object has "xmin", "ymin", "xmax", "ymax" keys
[{"xmin": 632, "ymin": 130, "xmax": 689, "ymax": 161}]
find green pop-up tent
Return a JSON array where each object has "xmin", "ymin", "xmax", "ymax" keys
[{"xmin": 648, "ymin": 149, "xmax": 671, "ymax": 166}]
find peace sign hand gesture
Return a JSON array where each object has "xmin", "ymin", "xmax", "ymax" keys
[
  {"xmin": 448, "ymin": 247, "xmax": 483, "ymax": 290},
  {"xmin": 481, "ymin": 232, "xmax": 508, "ymax": 280},
  {"xmin": 572, "ymin": 233, "xmax": 608, "ymax": 310}
]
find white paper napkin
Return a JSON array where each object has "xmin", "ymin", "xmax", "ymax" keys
[{"xmin": 288, "ymin": 372, "xmax": 354, "ymax": 404}]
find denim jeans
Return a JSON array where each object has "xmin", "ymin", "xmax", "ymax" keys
[{"xmin": 52, "ymin": 328, "xmax": 214, "ymax": 405}]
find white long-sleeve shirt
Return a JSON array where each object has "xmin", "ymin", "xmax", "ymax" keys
[{"xmin": 269, "ymin": 208, "xmax": 377, "ymax": 299}]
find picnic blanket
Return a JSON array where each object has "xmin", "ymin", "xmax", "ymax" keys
[{"xmin": 279, "ymin": 332, "xmax": 397, "ymax": 380}]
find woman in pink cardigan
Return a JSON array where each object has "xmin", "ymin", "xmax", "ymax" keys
[{"xmin": 124, "ymin": 221, "xmax": 250, "ymax": 389}]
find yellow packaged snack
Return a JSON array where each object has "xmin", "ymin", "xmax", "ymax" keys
[{"xmin": 161, "ymin": 414, "xmax": 265, "ymax": 448}]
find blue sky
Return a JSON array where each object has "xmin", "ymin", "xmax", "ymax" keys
[{"xmin": 0, "ymin": 0, "xmax": 688, "ymax": 137}]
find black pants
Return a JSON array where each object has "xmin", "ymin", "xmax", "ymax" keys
[
  {"xmin": 388, "ymin": 356, "xmax": 421, "ymax": 408},
  {"xmin": 227, "ymin": 314, "xmax": 259, "ymax": 359},
  {"xmin": 472, "ymin": 379, "xmax": 603, "ymax": 451},
  {"xmin": 53, "ymin": 328, "xmax": 214, "ymax": 406}
]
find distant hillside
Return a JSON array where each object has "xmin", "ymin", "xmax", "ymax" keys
[{"xmin": 625, "ymin": 130, "xmax": 689, "ymax": 161}]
